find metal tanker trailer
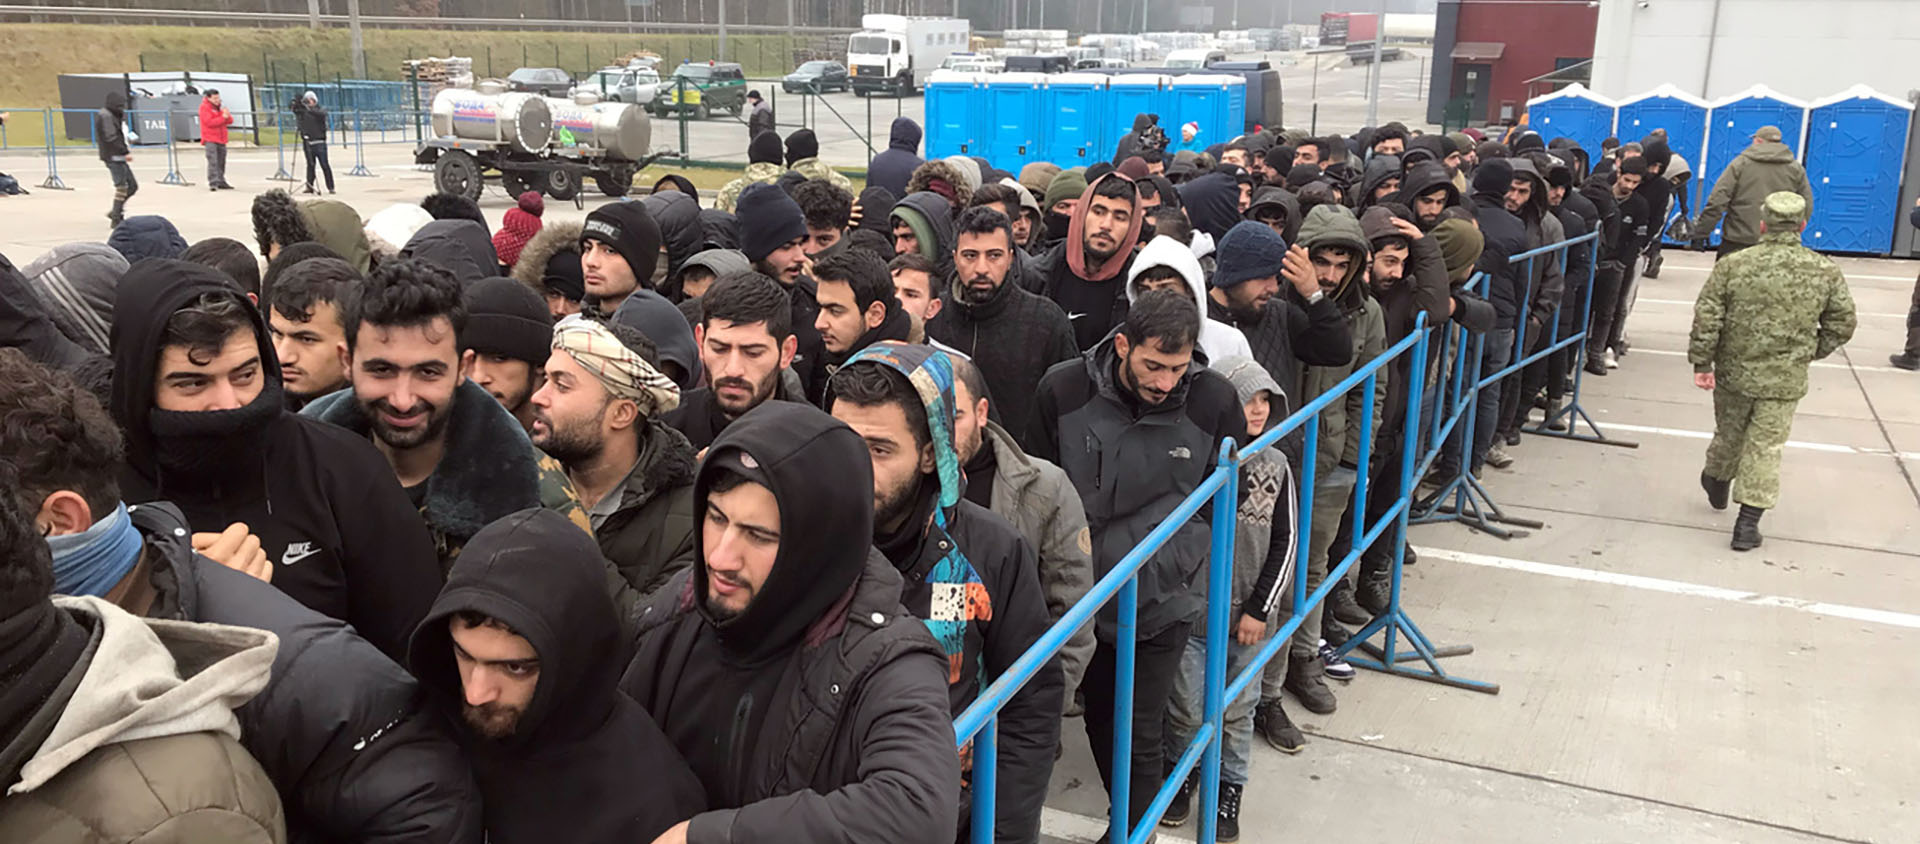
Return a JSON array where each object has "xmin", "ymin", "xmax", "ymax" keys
[
  {"xmin": 418, "ymin": 82, "xmax": 659, "ymax": 205},
  {"xmin": 543, "ymin": 95, "xmax": 652, "ymax": 162},
  {"xmin": 428, "ymin": 85, "xmax": 553, "ymax": 154}
]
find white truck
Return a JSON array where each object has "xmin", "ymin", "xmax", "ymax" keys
[{"xmin": 848, "ymin": 14, "xmax": 971, "ymax": 97}]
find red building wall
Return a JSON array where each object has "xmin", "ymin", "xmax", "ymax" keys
[{"xmin": 1454, "ymin": 0, "xmax": 1597, "ymax": 124}]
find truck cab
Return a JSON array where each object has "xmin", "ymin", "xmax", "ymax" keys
[{"xmin": 849, "ymin": 13, "xmax": 971, "ymax": 96}]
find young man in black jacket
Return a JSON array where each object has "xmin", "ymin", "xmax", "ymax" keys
[
  {"xmin": 1024, "ymin": 173, "xmax": 1146, "ymax": 351},
  {"xmin": 1029, "ymin": 289, "xmax": 1247, "ymax": 840},
  {"xmin": 109, "ymin": 258, "xmax": 442, "ymax": 661},
  {"xmin": 664, "ymin": 272, "xmax": 806, "ymax": 450},
  {"xmin": 95, "ymin": 90, "xmax": 135, "ymax": 228},
  {"xmin": 736, "ymin": 183, "xmax": 830, "ymax": 403},
  {"xmin": 293, "ymin": 91, "xmax": 334, "ymax": 195},
  {"xmin": 5, "ymin": 347, "xmax": 482, "ymax": 844},
  {"xmin": 410, "ymin": 509, "xmax": 707, "ymax": 844},
  {"xmin": 827, "ymin": 343, "xmax": 1061, "ymax": 844},
  {"xmin": 619, "ymin": 401, "xmax": 962, "ymax": 844},
  {"xmin": 1588, "ymin": 157, "xmax": 1652, "ymax": 374},
  {"xmin": 1204, "ymin": 220, "xmax": 1355, "ymax": 442}
]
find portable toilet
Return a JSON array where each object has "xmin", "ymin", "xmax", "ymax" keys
[
  {"xmin": 1699, "ymin": 85, "xmax": 1808, "ymax": 247},
  {"xmin": 1616, "ymin": 84, "xmax": 1711, "ymax": 242},
  {"xmin": 1524, "ymin": 83, "xmax": 1616, "ymax": 162},
  {"xmin": 1804, "ymin": 85, "xmax": 1914, "ymax": 255},
  {"xmin": 924, "ymin": 71, "xmax": 986, "ymax": 159},
  {"xmin": 1169, "ymin": 74, "xmax": 1246, "ymax": 147},
  {"xmin": 1043, "ymin": 73, "xmax": 1112, "ymax": 167},
  {"xmin": 1109, "ymin": 75, "xmax": 1170, "ymax": 161},
  {"xmin": 984, "ymin": 72, "xmax": 1047, "ymax": 171}
]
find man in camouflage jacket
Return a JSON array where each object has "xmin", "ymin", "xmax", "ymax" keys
[
  {"xmin": 1689, "ymin": 191, "xmax": 1856, "ymax": 551},
  {"xmin": 715, "ymin": 130, "xmax": 789, "ymax": 213}
]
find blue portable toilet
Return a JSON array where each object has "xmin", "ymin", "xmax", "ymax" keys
[
  {"xmin": 1699, "ymin": 85, "xmax": 1808, "ymax": 246},
  {"xmin": 1616, "ymin": 84, "xmax": 1711, "ymax": 242},
  {"xmin": 1043, "ymin": 72, "xmax": 1111, "ymax": 167},
  {"xmin": 984, "ymin": 72, "xmax": 1047, "ymax": 170},
  {"xmin": 1804, "ymin": 85, "xmax": 1914, "ymax": 255},
  {"xmin": 1169, "ymin": 74, "xmax": 1246, "ymax": 147},
  {"xmin": 1109, "ymin": 75, "xmax": 1170, "ymax": 161},
  {"xmin": 1524, "ymin": 83, "xmax": 1615, "ymax": 161},
  {"xmin": 924, "ymin": 71, "xmax": 985, "ymax": 159}
]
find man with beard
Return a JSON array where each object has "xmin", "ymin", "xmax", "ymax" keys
[
  {"xmin": 581, "ymin": 201, "xmax": 662, "ymax": 316},
  {"xmin": 462, "ymin": 277, "xmax": 553, "ymax": 434},
  {"xmin": 1293, "ymin": 138, "xmax": 1329, "ymax": 171},
  {"xmin": 827, "ymin": 344, "xmax": 1061, "ymax": 844},
  {"xmin": 736, "ymin": 183, "xmax": 829, "ymax": 403},
  {"xmin": 619, "ymin": 402, "xmax": 962, "ymax": 844},
  {"xmin": 813, "ymin": 250, "xmax": 910, "ymax": 384},
  {"xmin": 664, "ymin": 273, "xmax": 802, "ymax": 450},
  {"xmin": 1396, "ymin": 162, "xmax": 1462, "ymax": 232},
  {"xmin": 1205, "ymin": 221, "xmax": 1354, "ymax": 444},
  {"xmin": 794, "ymin": 179, "xmax": 855, "ymax": 260},
  {"xmin": 532, "ymin": 317, "xmax": 697, "ymax": 610},
  {"xmin": 1589, "ymin": 157, "xmax": 1651, "ymax": 374},
  {"xmin": 1521, "ymin": 156, "xmax": 1598, "ymax": 430},
  {"xmin": 1431, "ymin": 158, "xmax": 1532, "ymax": 479},
  {"xmin": 1030, "ymin": 290, "xmax": 1246, "ymax": 841},
  {"xmin": 267, "ymin": 256, "xmax": 360, "ymax": 409},
  {"xmin": 409, "ymin": 509, "xmax": 707, "ymax": 843},
  {"xmin": 109, "ymin": 259, "xmax": 441, "ymax": 661},
  {"xmin": 303, "ymin": 259, "xmax": 589, "ymax": 572},
  {"xmin": 1025, "ymin": 173, "xmax": 1145, "ymax": 350},
  {"xmin": 925, "ymin": 207, "xmax": 1078, "ymax": 451}
]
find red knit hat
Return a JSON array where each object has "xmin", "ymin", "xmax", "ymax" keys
[{"xmin": 492, "ymin": 191, "xmax": 544, "ymax": 269}]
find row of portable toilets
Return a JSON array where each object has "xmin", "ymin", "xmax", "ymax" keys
[
  {"xmin": 923, "ymin": 70, "xmax": 1248, "ymax": 174},
  {"xmin": 1527, "ymin": 83, "xmax": 1915, "ymax": 255}
]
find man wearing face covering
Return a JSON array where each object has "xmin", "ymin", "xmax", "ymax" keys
[
  {"xmin": 409, "ymin": 509, "xmax": 707, "ymax": 843},
  {"xmin": 108, "ymin": 259, "xmax": 442, "ymax": 662},
  {"xmin": 1024, "ymin": 173, "xmax": 1146, "ymax": 350}
]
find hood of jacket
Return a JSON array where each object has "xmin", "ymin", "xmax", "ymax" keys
[
  {"xmin": 612, "ymin": 289, "xmax": 704, "ymax": 389},
  {"xmin": 907, "ymin": 159, "xmax": 974, "ymax": 210},
  {"xmin": 11, "ymin": 595, "xmax": 275, "ymax": 794},
  {"xmin": 692, "ymin": 401, "xmax": 874, "ymax": 662},
  {"xmin": 835, "ymin": 342, "xmax": 962, "ymax": 520},
  {"xmin": 102, "ymin": 90, "xmax": 127, "ymax": 116},
  {"xmin": 509, "ymin": 219, "xmax": 583, "ymax": 291},
  {"xmin": 106, "ymin": 216, "xmax": 189, "ymax": 264},
  {"xmin": 1742, "ymin": 140, "xmax": 1798, "ymax": 165},
  {"xmin": 1178, "ymin": 171, "xmax": 1243, "ymax": 242},
  {"xmin": 698, "ymin": 208, "xmax": 740, "ymax": 252},
  {"xmin": 1355, "ymin": 154, "xmax": 1403, "ymax": 210},
  {"xmin": 403, "ymin": 219, "xmax": 499, "ymax": 286},
  {"xmin": 643, "ymin": 190, "xmax": 704, "ymax": 283},
  {"xmin": 408, "ymin": 509, "xmax": 623, "ymax": 749},
  {"xmin": 0, "ymin": 251, "xmax": 96, "ymax": 372},
  {"xmin": 1246, "ymin": 186, "xmax": 1302, "ymax": 242},
  {"xmin": 888, "ymin": 117, "xmax": 922, "ymax": 153},
  {"xmin": 1067, "ymin": 173, "xmax": 1146, "ymax": 283},
  {"xmin": 1124, "ymin": 235, "xmax": 1208, "ymax": 316},
  {"xmin": 1507, "ymin": 158, "xmax": 1552, "ymax": 221},
  {"xmin": 1395, "ymin": 162, "xmax": 1460, "ymax": 224},
  {"xmin": 21, "ymin": 242, "xmax": 127, "ymax": 357},
  {"xmin": 892, "ymin": 191, "xmax": 956, "ymax": 274},
  {"xmin": 679, "ymin": 248, "xmax": 750, "ymax": 285},
  {"xmin": 1295, "ymin": 204, "xmax": 1371, "ymax": 308},
  {"xmin": 1083, "ymin": 327, "xmax": 1197, "ymax": 414},
  {"xmin": 109, "ymin": 259, "xmax": 280, "ymax": 485},
  {"xmin": 296, "ymin": 200, "xmax": 372, "ymax": 274}
]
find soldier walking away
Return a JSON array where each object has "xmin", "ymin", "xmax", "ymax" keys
[
  {"xmin": 1691, "ymin": 126, "xmax": 1813, "ymax": 259},
  {"xmin": 199, "ymin": 89, "xmax": 235, "ymax": 191},
  {"xmin": 1891, "ymin": 198, "xmax": 1920, "ymax": 371},
  {"xmin": 1689, "ymin": 192, "xmax": 1856, "ymax": 551},
  {"xmin": 293, "ymin": 91, "xmax": 334, "ymax": 195},
  {"xmin": 96, "ymin": 90, "xmax": 136, "ymax": 228}
]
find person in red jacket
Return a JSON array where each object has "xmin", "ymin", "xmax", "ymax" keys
[{"xmin": 198, "ymin": 89, "xmax": 234, "ymax": 191}]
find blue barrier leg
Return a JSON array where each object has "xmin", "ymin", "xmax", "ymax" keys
[
  {"xmin": 1197, "ymin": 439, "xmax": 1238, "ymax": 844},
  {"xmin": 39, "ymin": 108, "xmax": 70, "ymax": 190},
  {"xmin": 348, "ymin": 109, "xmax": 374, "ymax": 177},
  {"xmin": 1111, "ymin": 575, "xmax": 1136, "ymax": 844},
  {"xmin": 1526, "ymin": 236, "xmax": 1640, "ymax": 449},
  {"xmin": 158, "ymin": 110, "xmax": 191, "ymax": 186},
  {"xmin": 969, "ymin": 718, "xmax": 996, "ymax": 844},
  {"xmin": 1411, "ymin": 296, "xmax": 1538, "ymax": 539}
]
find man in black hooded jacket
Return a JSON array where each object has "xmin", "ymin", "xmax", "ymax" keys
[
  {"xmin": 619, "ymin": 402, "xmax": 962, "ymax": 844},
  {"xmin": 108, "ymin": 258, "xmax": 442, "ymax": 662},
  {"xmin": 1446, "ymin": 159, "xmax": 1531, "ymax": 476},
  {"xmin": 644, "ymin": 189, "xmax": 706, "ymax": 287},
  {"xmin": 869, "ymin": 117, "xmax": 926, "ymax": 199},
  {"xmin": 95, "ymin": 90, "xmax": 136, "ymax": 227},
  {"xmin": 1395, "ymin": 162, "xmax": 1462, "ymax": 232},
  {"xmin": 409, "ymin": 509, "xmax": 706, "ymax": 843}
]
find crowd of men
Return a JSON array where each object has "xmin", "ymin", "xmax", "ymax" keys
[{"xmin": 0, "ymin": 100, "xmax": 1855, "ymax": 844}]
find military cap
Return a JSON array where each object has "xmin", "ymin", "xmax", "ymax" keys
[
  {"xmin": 1753, "ymin": 125, "xmax": 1784, "ymax": 143},
  {"xmin": 1762, "ymin": 191, "xmax": 1809, "ymax": 227}
]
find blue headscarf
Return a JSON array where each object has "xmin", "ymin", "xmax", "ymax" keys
[{"xmin": 47, "ymin": 501, "xmax": 144, "ymax": 597}]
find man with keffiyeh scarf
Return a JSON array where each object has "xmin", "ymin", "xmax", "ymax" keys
[{"xmin": 826, "ymin": 341, "xmax": 1062, "ymax": 844}]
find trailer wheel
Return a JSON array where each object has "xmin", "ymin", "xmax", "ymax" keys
[
  {"xmin": 435, "ymin": 150, "xmax": 483, "ymax": 202},
  {"xmin": 500, "ymin": 169, "xmax": 534, "ymax": 198},
  {"xmin": 545, "ymin": 168, "xmax": 580, "ymax": 201},
  {"xmin": 595, "ymin": 166, "xmax": 634, "ymax": 198}
]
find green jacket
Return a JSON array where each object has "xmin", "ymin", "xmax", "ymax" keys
[
  {"xmin": 1689, "ymin": 230, "xmax": 1856, "ymax": 399},
  {"xmin": 714, "ymin": 162, "xmax": 787, "ymax": 213},
  {"xmin": 1692, "ymin": 142, "xmax": 1814, "ymax": 246},
  {"xmin": 789, "ymin": 156, "xmax": 853, "ymax": 192},
  {"xmin": 1294, "ymin": 205, "xmax": 1387, "ymax": 471}
]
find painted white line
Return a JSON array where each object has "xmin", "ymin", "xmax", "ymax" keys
[
  {"xmin": 1584, "ymin": 420, "xmax": 1920, "ymax": 460},
  {"xmin": 1656, "ymin": 265, "xmax": 1918, "ymax": 283},
  {"xmin": 1627, "ymin": 347, "xmax": 1907, "ymax": 375},
  {"xmin": 1634, "ymin": 297, "xmax": 1905, "ymax": 319},
  {"xmin": 1415, "ymin": 547, "xmax": 1920, "ymax": 630},
  {"xmin": 1043, "ymin": 807, "xmax": 1197, "ymax": 844}
]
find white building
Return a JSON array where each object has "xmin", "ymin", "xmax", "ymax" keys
[{"xmin": 1590, "ymin": 0, "xmax": 1920, "ymax": 102}]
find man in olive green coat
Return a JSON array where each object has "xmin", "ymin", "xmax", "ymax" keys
[
  {"xmin": 1691, "ymin": 126, "xmax": 1813, "ymax": 259},
  {"xmin": 1689, "ymin": 192, "xmax": 1856, "ymax": 551}
]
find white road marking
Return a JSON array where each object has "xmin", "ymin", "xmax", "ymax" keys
[
  {"xmin": 1043, "ymin": 807, "xmax": 1197, "ymax": 844},
  {"xmin": 1578, "ymin": 420, "xmax": 1920, "ymax": 461},
  {"xmin": 1628, "ymin": 347, "xmax": 1904, "ymax": 375},
  {"xmin": 1415, "ymin": 547, "xmax": 1920, "ymax": 630},
  {"xmin": 1656, "ymin": 264, "xmax": 1917, "ymax": 283},
  {"xmin": 1635, "ymin": 297, "xmax": 1905, "ymax": 319}
]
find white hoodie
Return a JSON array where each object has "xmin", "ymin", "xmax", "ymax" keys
[{"xmin": 1124, "ymin": 235, "xmax": 1255, "ymax": 365}]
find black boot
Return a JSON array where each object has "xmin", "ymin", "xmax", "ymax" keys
[
  {"xmin": 1217, "ymin": 782, "xmax": 1244, "ymax": 843},
  {"xmin": 1891, "ymin": 353, "xmax": 1920, "ymax": 371},
  {"xmin": 1284, "ymin": 652, "xmax": 1337, "ymax": 715},
  {"xmin": 1327, "ymin": 579, "xmax": 1372, "ymax": 626},
  {"xmin": 1731, "ymin": 505, "xmax": 1764, "ymax": 551},
  {"xmin": 1254, "ymin": 698, "xmax": 1304, "ymax": 753},
  {"xmin": 1701, "ymin": 471, "xmax": 1730, "ymax": 511},
  {"xmin": 1160, "ymin": 771, "xmax": 1195, "ymax": 826},
  {"xmin": 1643, "ymin": 252, "xmax": 1663, "ymax": 279}
]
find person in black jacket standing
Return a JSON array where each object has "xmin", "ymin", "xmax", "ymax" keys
[
  {"xmin": 620, "ymin": 401, "xmax": 962, "ymax": 844},
  {"xmin": 293, "ymin": 91, "xmax": 334, "ymax": 195},
  {"xmin": 1586, "ymin": 158, "xmax": 1651, "ymax": 374},
  {"xmin": 1204, "ymin": 220, "xmax": 1354, "ymax": 438},
  {"xmin": 95, "ymin": 89, "xmax": 135, "ymax": 228},
  {"xmin": 735, "ymin": 182, "xmax": 829, "ymax": 402},
  {"xmin": 664, "ymin": 272, "xmax": 806, "ymax": 450},
  {"xmin": 1445, "ymin": 159, "xmax": 1531, "ymax": 477},
  {"xmin": 1029, "ymin": 289, "xmax": 1247, "ymax": 841},
  {"xmin": 108, "ymin": 259, "xmax": 443, "ymax": 662},
  {"xmin": 1025, "ymin": 173, "xmax": 1146, "ymax": 351},
  {"xmin": 827, "ymin": 343, "xmax": 1061, "ymax": 844},
  {"xmin": 5, "ymin": 347, "xmax": 483, "ymax": 844}
]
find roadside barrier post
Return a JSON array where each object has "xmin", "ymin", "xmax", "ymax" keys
[
  {"xmin": 270, "ymin": 106, "xmax": 295, "ymax": 182},
  {"xmin": 40, "ymin": 108, "xmax": 71, "ymax": 190},
  {"xmin": 347, "ymin": 109, "xmax": 374, "ymax": 177},
  {"xmin": 158, "ymin": 109, "xmax": 192, "ymax": 186}
]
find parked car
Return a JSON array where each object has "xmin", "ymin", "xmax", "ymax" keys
[
  {"xmin": 1163, "ymin": 49, "xmax": 1228, "ymax": 70},
  {"xmin": 1074, "ymin": 57, "xmax": 1132, "ymax": 70},
  {"xmin": 575, "ymin": 66, "xmax": 663, "ymax": 105},
  {"xmin": 654, "ymin": 61, "xmax": 746, "ymax": 119},
  {"xmin": 784, "ymin": 60, "xmax": 849, "ymax": 93},
  {"xmin": 506, "ymin": 67, "xmax": 573, "ymax": 97}
]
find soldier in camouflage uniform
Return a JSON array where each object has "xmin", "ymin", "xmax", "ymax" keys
[
  {"xmin": 714, "ymin": 130, "xmax": 789, "ymax": 213},
  {"xmin": 784, "ymin": 127, "xmax": 854, "ymax": 193},
  {"xmin": 1689, "ymin": 192, "xmax": 1856, "ymax": 551}
]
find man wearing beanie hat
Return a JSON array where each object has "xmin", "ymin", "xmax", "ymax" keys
[
  {"xmin": 734, "ymin": 181, "xmax": 828, "ymax": 401},
  {"xmin": 716, "ymin": 131, "xmax": 789, "ymax": 213},
  {"xmin": 492, "ymin": 190, "xmax": 545, "ymax": 273},
  {"xmin": 1689, "ymin": 191, "xmax": 1854, "ymax": 552},
  {"xmin": 581, "ymin": 201, "xmax": 662, "ymax": 315},
  {"xmin": 1038, "ymin": 169, "xmax": 1089, "ymax": 252},
  {"xmin": 783, "ymin": 128, "xmax": 853, "ymax": 192},
  {"xmin": 511, "ymin": 219, "xmax": 586, "ymax": 319},
  {"xmin": 463, "ymin": 276, "xmax": 555, "ymax": 434},
  {"xmin": 1205, "ymin": 222, "xmax": 1353, "ymax": 447},
  {"xmin": 1692, "ymin": 125, "xmax": 1813, "ymax": 259},
  {"xmin": 1020, "ymin": 161, "xmax": 1060, "ymax": 204}
]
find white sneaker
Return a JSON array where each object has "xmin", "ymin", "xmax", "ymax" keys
[{"xmin": 1602, "ymin": 349, "xmax": 1619, "ymax": 369}]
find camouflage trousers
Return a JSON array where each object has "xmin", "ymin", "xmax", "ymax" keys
[{"xmin": 1703, "ymin": 389, "xmax": 1799, "ymax": 510}]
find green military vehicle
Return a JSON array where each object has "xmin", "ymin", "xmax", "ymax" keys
[{"xmin": 652, "ymin": 61, "xmax": 747, "ymax": 120}]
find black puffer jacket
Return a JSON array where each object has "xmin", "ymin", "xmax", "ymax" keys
[
  {"xmin": 402, "ymin": 220, "xmax": 500, "ymax": 286},
  {"xmin": 1468, "ymin": 159, "xmax": 1530, "ymax": 330},
  {"xmin": 295, "ymin": 99, "xmax": 329, "ymax": 142},
  {"xmin": 925, "ymin": 254, "xmax": 1078, "ymax": 453},
  {"xmin": 1030, "ymin": 332, "xmax": 1247, "ymax": 641},
  {"xmin": 0, "ymin": 251, "xmax": 96, "ymax": 371},
  {"xmin": 644, "ymin": 190, "xmax": 705, "ymax": 283},
  {"xmin": 132, "ymin": 502, "xmax": 483, "ymax": 844}
]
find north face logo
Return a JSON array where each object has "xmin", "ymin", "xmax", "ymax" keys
[{"xmin": 1169, "ymin": 446, "xmax": 1191, "ymax": 460}]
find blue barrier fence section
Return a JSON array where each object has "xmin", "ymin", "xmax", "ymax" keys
[
  {"xmin": 957, "ymin": 229, "xmax": 1616, "ymax": 843},
  {"xmin": 15, "ymin": 106, "xmax": 399, "ymax": 189}
]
